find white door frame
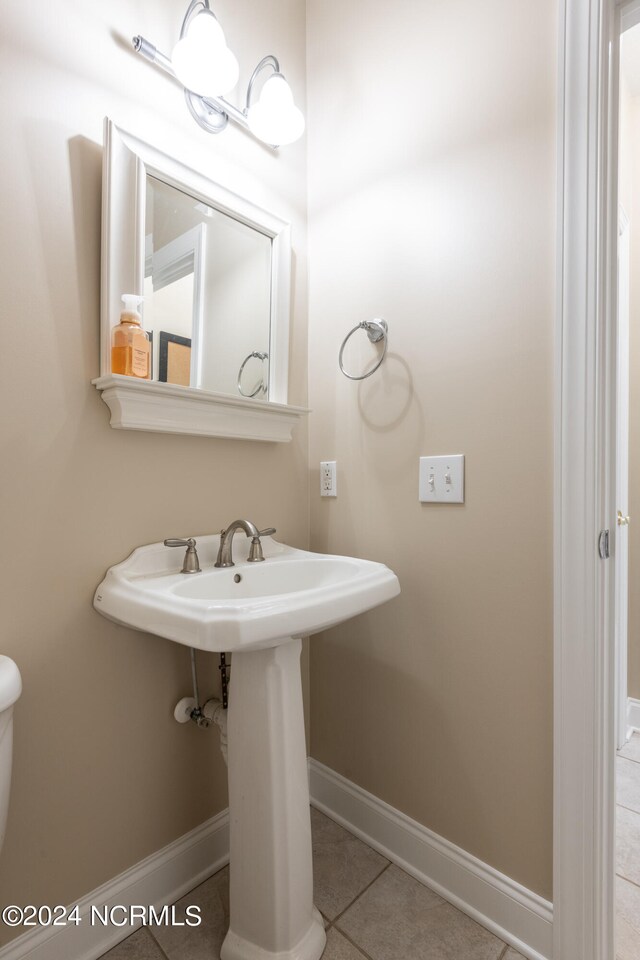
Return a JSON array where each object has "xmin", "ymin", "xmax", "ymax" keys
[
  {"xmin": 555, "ymin": 1, "xmax": 631, "ymax": 957},
  {"xmin": 616, "ymin": 205, "xmax": 630, "ymax": 751},
  {"xmin": 556, "ymin": 1, "xmax": 616, "ymax": 958}
]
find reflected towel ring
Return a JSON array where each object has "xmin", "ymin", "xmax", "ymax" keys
[
  {"xmin": 338, "ymin": 319, "xmax": 388, "ymax": 381},
  {"xmin": 238, "ymin": 351, "xmax": 269, "ymax": 398}
]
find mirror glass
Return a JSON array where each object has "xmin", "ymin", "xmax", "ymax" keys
[{"xmin": 143, "ymin": 176, "xmax": 272, "ymax": 399}]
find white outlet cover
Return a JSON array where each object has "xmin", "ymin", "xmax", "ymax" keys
[
  {"xmin": 320, "ymin": 461, "xmax": 337, "ymax": 497},
  {"xmin": 419, "ymin": 455, "xmax": 464, "ymax": 503}
]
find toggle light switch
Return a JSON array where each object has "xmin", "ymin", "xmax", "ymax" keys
[{"xmin": 419, "ymin": 455, "xmax": 464, "ymax": 503}]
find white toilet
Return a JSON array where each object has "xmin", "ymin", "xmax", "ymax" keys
[{"xmin": 0, "ymin": 656, "xmax": 21, "ymax": 854}]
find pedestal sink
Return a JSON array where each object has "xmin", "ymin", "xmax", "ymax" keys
[{"xmin": 94, "ymin": 533, "xmax": 400, "ymax": 960}]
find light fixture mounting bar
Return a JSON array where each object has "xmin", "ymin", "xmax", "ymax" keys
[
  {"xmin": 130, "ymin": 8, "xmax": 304, "ymax": 148},
  {"xmin": 132, "ymin": 36, "xmax": 174, "ymax": 75}
]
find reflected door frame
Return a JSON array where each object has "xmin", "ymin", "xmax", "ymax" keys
[{"xmin": 146, "ymin": 223, "xmax": 207, "ymax": 388}]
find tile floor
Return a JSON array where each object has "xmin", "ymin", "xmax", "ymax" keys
[
  {"xmin": 100, "ymin": 808, "xmax": 525, "ymax": 960},
  {"xmin": 617, "ymin": 731, "xmax": 640, "ymax": 960}
]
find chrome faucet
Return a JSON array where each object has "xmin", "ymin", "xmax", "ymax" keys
[{"xmin": 215, "ymin": 520, "xmax": 276, "ymax": 568}]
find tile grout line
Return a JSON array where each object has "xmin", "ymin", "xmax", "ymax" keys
[
  {"xmin": 615, "ymin": 862, "xmax": 640, "ymax": 893},
  {"xmin": 329, "ymin": 861, "xmax": 392, "ymax": 928},
  {"xmin": 616, "ymin": 778, "xmax": 640, "ymax": 957},
  {"xmin": 331, "ymin": 925, "xmax": 378, "ymax": 960},
  {"xmin": 332, "ymin": 862, "xmax": 393, "ymax": 924},
  {"xmin": 145, "ymin": 927, "xmax": 172, "ymax": 960},
  {"xmin": 618, "ymin": 753, "xmax": 640, "ymax": 766},
  {"xmin": 618, "ymin": 754, "xmax": 640, "ymax": 767},
  {"xmin": 614, "ymin": 774, "xmax": 640, "ymax": 960}
]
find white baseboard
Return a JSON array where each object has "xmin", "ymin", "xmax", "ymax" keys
[
  {"xmin": 308, "ymin": 759, "xmax": 553, "ymax": 960},
  {"xmin": 1, "ymin": 763, "xmax": 554, "ymax": 960},
  {"xmin": 0, "ymin": 810, "xmax": 229, "ymax": 960},
  {"xmin": 628, "ymin": 697, "xmax": 640, "ymax": 735}
]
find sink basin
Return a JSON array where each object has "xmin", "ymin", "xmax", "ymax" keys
[
  {"xmin": 94, "ymin": 532, "xmax": 399, "ymax": 960},
  {"xmin": 173, "ymin": 557, "xmax": 362, "ymax": 600},
  {"xmin": 94, "ymin": 534, "xmax": 399, "ymax": 652}
]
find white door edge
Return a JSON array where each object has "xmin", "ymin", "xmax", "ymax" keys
[{"xmin": 555, "ymin": 1, "xmax": 619, "ymax": 958}]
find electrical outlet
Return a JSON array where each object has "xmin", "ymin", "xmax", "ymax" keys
[{"xmin": 320, "ymin": 461, "xmax": 337, "ymax": 497}]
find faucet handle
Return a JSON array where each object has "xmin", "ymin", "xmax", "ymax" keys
[
  {"xmin": 164, "ymin": 538, "xmax": 201, "ymax": 574},
  {"xmin": 248, "ymin": 528, "xmax": 276, "ymax": 563}
]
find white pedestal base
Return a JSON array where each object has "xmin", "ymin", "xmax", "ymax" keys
[
  {"xmin": 221, "ymin": 907, "xmax": 325, "ymax": 960},
  {"xmin": 221, "ymin": 639, "xmax": 326, "ymax": 960}
]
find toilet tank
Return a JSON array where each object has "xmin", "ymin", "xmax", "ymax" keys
[{"xmin": 0, "ymin": 656, "xmax": 22, "ymax": 854}]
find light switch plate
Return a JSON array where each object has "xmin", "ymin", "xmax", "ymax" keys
[{"xmin": 419, "ymin": 455, "xmax": 464, "ymax": 503}]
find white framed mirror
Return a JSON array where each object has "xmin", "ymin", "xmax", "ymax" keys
[{"xmin": 93, "ymin": 118, "xmax": 307, "ymax": 441}]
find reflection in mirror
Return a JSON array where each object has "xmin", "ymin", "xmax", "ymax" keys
[
  {"xmin": 143, "ymin": 176, "xmax": 272, "ymax": 398},
  {"xmin": 96, "ymin": 119, "xmax": 306, "ymax": 441}
]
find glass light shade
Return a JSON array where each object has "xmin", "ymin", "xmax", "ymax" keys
[
  {"xmin": 246, "ymin": 74, "xmax": 305, "ymax": 145},
  {"xmin": 171, "ymin": 11, "xmax": 239, "ymax": 97}
]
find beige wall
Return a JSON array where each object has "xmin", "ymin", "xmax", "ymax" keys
[
  {"xmin": 1, "ymin": 0, "xmax": 560, "ymax": 929},
  {"xmin": 306, "ymin": 0, "xmax": 556, "ymax": 899},
  {"xmin": 0, "ymin": 0, "xmax": 307, "ymax": 942}
]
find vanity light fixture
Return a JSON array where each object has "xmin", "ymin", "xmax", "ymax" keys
[{"xmin": 133, "ymin": 0, "xmax": 305, "ymax": 147}]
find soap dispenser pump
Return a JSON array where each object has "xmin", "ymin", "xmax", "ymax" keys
[{"xmin": 111, "ymin": 294, "xmax": 150, "ymax": 379}]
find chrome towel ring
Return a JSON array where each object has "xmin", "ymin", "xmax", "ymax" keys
[
  {"xmin": 238, "ymin": 351, "xmax": 269, "ymax": 398},
  {"xmin": 338, "ymin": 319, "xmax": 388, "ymax": 381}
]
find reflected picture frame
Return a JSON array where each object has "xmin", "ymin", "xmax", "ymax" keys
[{"xmin": 158, "ymin": 331, "xmax": 192, "ymax": 386}]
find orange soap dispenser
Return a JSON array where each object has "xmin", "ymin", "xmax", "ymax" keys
[{"xmin": 111, "ymin": 294, "xmax": 150, "ymax": 379}]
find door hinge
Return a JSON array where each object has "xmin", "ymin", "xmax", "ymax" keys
[{"xmin": 598, "ymin": 529, "xmax": 610, "ymax": 559}]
